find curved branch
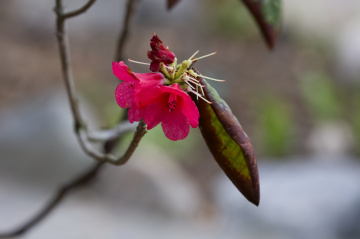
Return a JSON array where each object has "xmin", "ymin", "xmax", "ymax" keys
[
  {"xmin": 55, "ymin": 0, "xmax": 84, "ymax": 130},
  {"xmin": 87, "ymin": 121, "xmax": 136, "ymax": 142},
  {"xmin": 63, "ymin": 0, "xmax": 97, "ymax": 19},
  {"xmin": 78, "ymin": 119, "xmax": 147, "ymax": 165},
  {"xmin": 55, "ymin": 0, "xmax": 147, "ymax": 164},
  {"xmin": 0, "ymin": 162, "xmax": 104, "ymax": 238},
  {"xmin": 0, "ymin": 0, "xmax": 144, "ymax": 237}
]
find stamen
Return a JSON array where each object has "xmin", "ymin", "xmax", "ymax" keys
[
  {"xmin": 167, "ymin": 94, "xmax": 177, "ymax": 112},
  {"xmin": 199, "ymin": 84, "xmax": 204, "ymax": 96},
  {"xmin": 188, "ymin": 50, "xmax": 199, "ymax": 60},
  {"xmin": 196, "ymin": 83, "xmax": 199, "ymax": 100},
  {"xmin": 185, "ymin": 76, "xmax": 200, "ymax": 85},
  {"xmin": 128, "ymin": 59, "xmax": 150, "ymax": 65},
  {"xmin": 192, "ymin": 51, "xmax": 217, "ymax": 61},
  {"xmin": 165, "ymin": 65, "xmax": 175, "ymax": 72},
  {"xmin": 198, "ymin": 74, "xmax": 225, "ymax": 82},
  {"xmin": 189, "ymin": 90, "xmax": 212, "ymax": 104},
  {"xmin": 184, "ymin": 80, "xmax": 195, "ymax": 90}
]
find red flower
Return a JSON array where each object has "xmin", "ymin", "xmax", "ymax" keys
[
  {"xmin": 147, "ymin": 34, "xmax": 175, "ymax": 72},
  {"xmin": 113, "ymin": 61, "xmax": 164, "ymax": 123},
  {"xmin": 135, "ymin": 83, "xmax": 199, "ymax": 141}
]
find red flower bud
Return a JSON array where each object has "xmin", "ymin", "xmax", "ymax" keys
[{"xmin": 147, "ymin": 34, "xmax": 175, "ymax": 72}]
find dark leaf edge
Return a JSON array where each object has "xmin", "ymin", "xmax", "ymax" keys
[{"xmin": 241, "ymin": 0, "xmax": 282, "ymax": 49}]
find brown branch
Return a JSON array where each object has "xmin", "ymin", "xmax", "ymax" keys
[
  {"xmin": 0, "ymin": 0, "xmax": 144, "ymax": 237},
  {"xmin": 78, "ymin": 119, "xmax": 147, "ymax": 165},
  {"xmin": 114, "ymin": 0, "xmax": 140, "ymax": 61},
  {"xmin": 56, "ymin": 0, "xmax": 147, "ymax": 164},
  {"xmin": 55, "ymin": 0, "xmax": 85, "ymax": 131},
  {"xmin": 0, "ymin": 162, "xmax": 104, "ymax": 238},
  {"xmin": 87, "ymin": 121, "xmax": 136, "ymax": 142},
  {"xmin": 63, "ymin": 0, "xmax": 97, "ymax": 19}
]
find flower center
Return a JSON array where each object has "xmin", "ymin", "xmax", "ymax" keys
[{"xmin": 167, "ymin": 93, "xmax": 177, "ymax": 112}]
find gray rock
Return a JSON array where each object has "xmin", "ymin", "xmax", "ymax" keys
[
  {"xmin": 0, "ymin": 90, "xmax": 94, "ymax": 188},
  {"xmin": 214, "ymin": 158, "xmax": 360, "ymax": 239}
]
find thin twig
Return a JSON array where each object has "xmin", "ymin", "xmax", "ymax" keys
[
  {"xmin": 55, "ymin": 0, "xmax": 85, "ymax": 132},
  {"xmin": 63, "ymin": 0, "xmax": 97, "ymax": 19},
  {"xmin": 0, "ymin": 162, "xmax": 104, "ymax": 238},
  {"xmin": 87, "ymin": 121, "xmax": 136, "ymax": 142},
  {"xmin": 0, "ymin": 0, "xmax": 145, "ymax": 237},
  {"xmin": 114, "ymin": 0, "xmax": 140, "ymax": 61},
  {"xmin": 56, "ymin": 0, "xmax": 147, "ymax": 164},
  {"xmin": 78, "ymin": 119, "xmax": 147, "ymax": 165}
]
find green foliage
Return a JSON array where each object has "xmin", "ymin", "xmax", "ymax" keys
[
  {"xmin": 351, "ymin": 93, "xmax": 360, "ymax": 155},
  {"xmin": 300, "ymin": 72, "xmax": 341, "ymax": 122},
  {"xmin": 208, "ymin": 0, "xmax": 258, "ymax": 38},
  {"xmin": 257, "ymin": 96, "xmax": 294, "ymax": 157},
  {"xmin": 261, "ymin": 0, "xmax": 281, "ymax": 27}
]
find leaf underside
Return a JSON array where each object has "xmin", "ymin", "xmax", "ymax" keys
[
  {"xmin": 192, "ymin": 71, "xmax": 260, "ymax": 206},
  {"xmin": 241, "ymin": 0, "xmax": 282, "ymax": 49}
]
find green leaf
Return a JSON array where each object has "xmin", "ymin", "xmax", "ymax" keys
[
  {"xmin": 240, "ymin": 0, "xmax": 282, "ymax": 49},
  {"xmin": 193, "ymin": 74, "xmax": 260, "ymax": 206}
]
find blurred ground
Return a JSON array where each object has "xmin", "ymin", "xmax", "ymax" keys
[{"xmin": 1, "ymin": 0, "xmax": 360, "ymax": 238}]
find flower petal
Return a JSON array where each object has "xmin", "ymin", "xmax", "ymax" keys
[
  {"xmin": 134, "ymin": 72, "xmax": 164, "ymax": 83},
  {"xmin": 134, "ymin": 84, "xmax": 163, "ymax": 109},
  {"xmin": 115, "ymin": 81, "xmax": 135, "ymax": 108},
  {"xmin": 164, "ymin": 84, "xmax": 199, "ymax": 127},
  {"xmin": 180, "ymin": 95, "xmax": 199, "ymax": 128},
  {"xmin": 143, "ymin": 94, "xmax": 190, "ymax": 141},
  {"xmin": 112, "ymin": 61, "xmax": 138, "ymax": 82},
  {"xmin": 142, "ymin": 94, "xmax": 168, "ymax": 130},
  {"xmin": 128, "ymin": 105, "xmax": 143, "ymax": 123},
  {"xmin": 137, "ymin": 83, "xmax": 184, "ymax": 108},
  {"xmin": 161, "ymin": 108, "xmax": 190, "ymax": 141}
]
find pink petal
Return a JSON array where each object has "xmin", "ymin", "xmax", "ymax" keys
[
  {"xmin": 143, "ymin": 94, "xmax": 168, "ymax": 130},
  {"xmin": 133, "ymin": 72, "xmax": 164, "ymax": 83},
  {"xmin": 179, "ymin": 95, "xmax": 199, "ymax": 128},
  {"xmin": 128, "ymin": 105, "xmax": 143, "ymax": 123},
  {"xmin": 132, "ymin": 73, "xmax": 164, "ymax": 109},
  {"xmin": 134, "ymin": 84, "xmax": 163, "ymax": 109},
  {"xmin": 155, "ymin": 84, "xmax": 199, "ymax": 127},
  {"xmin": 115, "ymin": 81, "xmax": 135, "ymax": 109},
  {"xmin": 136, "ymin": 83, "xmax": 183, "ymax": 109},
  {"xmin": 143, "ymin": 95, "xmax": 190, "ymax": 141},
  {"xmin": 140, "ymin": 83, "xmax": 199, "ymax": 140},
  {"xmin": 141, "ymin": 89, "xmax": 192, "ymax": 141},
  {"xmin": 112, "ymin": 61, "xmax": 138, "ymax": 82},
  {"xmin": 165, "ymin": 84, "xmax": 198, "ymax": 128},
  {"xmin": 161, "ymin": 109, "xmax": 190, "ymax": 141}
]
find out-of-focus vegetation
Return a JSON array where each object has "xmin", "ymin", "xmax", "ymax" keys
[
  {"xmin": 300, "ymin": 72, "xmax": 341, "ymax": 123},
  {"xmin": 256, "ymin": 95, "xmax": 294, "ymax": 157},
  {"xmin": 206, "ymin": 0, "xmax": 258, "ymax": 39},
  {"xmin": 352, "ymin": 93, "xmax": 360, "ymax": 155}
]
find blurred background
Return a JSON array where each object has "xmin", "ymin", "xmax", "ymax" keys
[{"xmin": 1, "ymin": 0, "xmax": 360, "ymax": 238}]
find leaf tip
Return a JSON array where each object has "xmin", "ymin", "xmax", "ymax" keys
[{"xmin": 167, "ymin": 0, "xmax": 180, "ymax": 10}]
